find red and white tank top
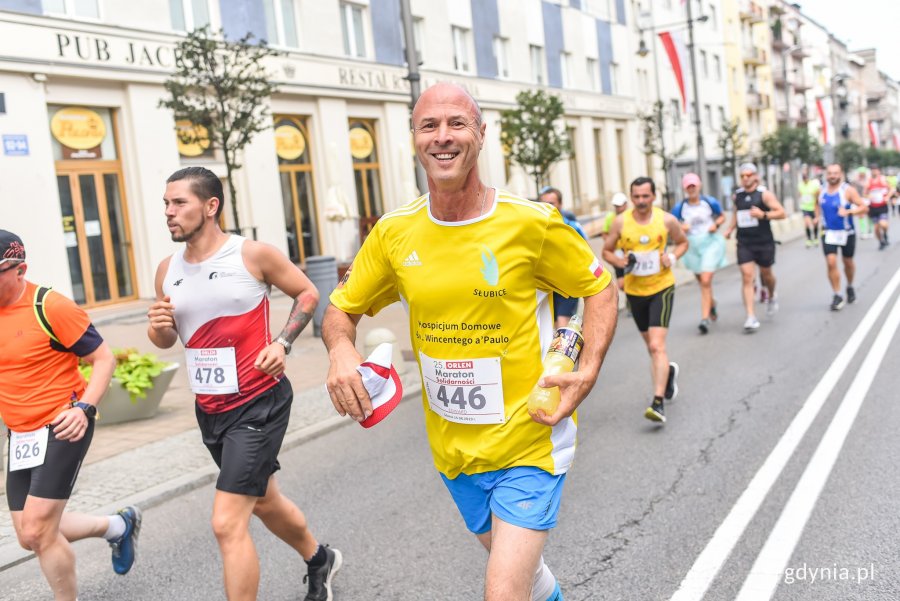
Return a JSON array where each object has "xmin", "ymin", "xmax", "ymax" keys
[
  {"xmin": 163, "ymin": 235, "xmax": 279, "ymax": 413},
  {"xmin": 867, "ymin": 176, "xmax": 890, "ymax": 207}
]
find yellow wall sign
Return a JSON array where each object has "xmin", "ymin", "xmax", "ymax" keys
[
  {"xmin": 274, "ymin": 124, "xmax": 306, "ymax": 160},
  {"xmin": 50, "ymin": 107, "xmax": 106, "ymax": 150},
  {"xmin": 349, "ymin": 126, "xmax": 375, "ymax": 160},
  {"xmin": 175, "ymin": 120, "xmax": 211, "ymax": 157}
]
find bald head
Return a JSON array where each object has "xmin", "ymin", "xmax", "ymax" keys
[{"xmin": 412, "ymin": 82, "xmax": 482, "ymax": 127}]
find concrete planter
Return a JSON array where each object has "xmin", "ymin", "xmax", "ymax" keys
[{"xmin": 97, "ymin": 363, "xmax": 179, "ymax": 426}]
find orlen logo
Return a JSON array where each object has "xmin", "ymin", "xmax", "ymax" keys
[
  {"xmin": 445, "ymin": 361, "xmax": 473, "ymax": 369},
  {"xmin": 200, "ymin": 350, "xmax": 217, "ymax": 356}
]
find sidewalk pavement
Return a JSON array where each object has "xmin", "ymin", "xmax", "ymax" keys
[{"xmin": 0, "ymin": 214, "xmax": 805, "ymax": 571}]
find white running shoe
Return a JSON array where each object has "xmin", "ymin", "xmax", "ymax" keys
[
  {"xmin": 744, "ymin": 316, "xmax": 761, "ymax": 332},
  {"xmin": 766, "ymin": 294, "xmax": 779, "ymax": 316}
]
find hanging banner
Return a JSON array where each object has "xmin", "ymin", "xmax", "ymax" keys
[
  {"xmin": 893, "ymin": 131, "xmax": 900, "ymax": 152},
  {"xmin": 868, "ymin": 121, "xmax": 880, "ymax": 148},
  {"xmin": 659, "ymin": 31, "xmax": 688, "ymax": 113},
  {"xmin": 816, "ymin": 97, "xmax": 833, "ymax": 145}
]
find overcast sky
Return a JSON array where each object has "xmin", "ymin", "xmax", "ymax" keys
[{"xmin": 800, "ymin": 1, "xmax": 900, "ymax": 80}]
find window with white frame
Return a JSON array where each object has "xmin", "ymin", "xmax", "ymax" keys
[
  {"xmin": 452, "ymin": 26, "xmax": 471, "ymax": 73},
  {"xmin": 704, "ymin": 104, "xmax": 713, "ymax": 129},
  {"xmin": 708, "ymin": 4, "xmax": 718, "ymax": 29},
  {"xmin": 560, "ymin": 52, "xmax": 573, "ymax": 88},
  {"xmin": 263, "ymin": 0, "xmax": 299, "ymax": 48},
  {"xmin": 713, "ymin": 54, "xmax": 722, "ymax": 82},
  {"xmin": 340, "ymin": 2, "xmax": 367, "ymax": 58},
  {"xmin": 586, "ymin": 57, "xmax": 599, "ymax": 91},
  {"xmin": 530, "ymin": 45, "xmax": 545, "ymax": 85},
  {"xmin": 493, "ymin": 36, "xmax": 509, "ymax": 79},
  {"xmin": 399, "ymin": 17, "xmax": 425, "ymax": 65},
  {"xmin": 718, "ymin": 106, "xmax": 726, "ymax": 129},
  {"xmin": 700, "ymin": 50, "xmax": 708, "ymax": 78},
  {"xmin": 43, "ymin": 0, "xmax": 99, "ymax": 18},
  {"xmin": 169, "ymin": 0, "xmax": 210, "ymax": 31},
  {"xmin": 609, "ymin": 61, "xmax": 619, "ymax": 94}
]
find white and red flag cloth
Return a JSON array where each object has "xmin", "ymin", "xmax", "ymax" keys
[
  {"xmin": 893, "ymin": 131, "xmax": 900, "ymax": 151},
  {"xmin": 868, "ymin": 121, "xmax": 881, "ymax": 147},
  {"xmin": 816, "ymin": 97, "xmax": 834, "ymax": 145},
  {"xmin": 356, "ymin": 342, "xmax": 403, "ymax": 429},
  {"xmin": 659, "ymin": 31, "xmax": 690, "ymax": 113}
]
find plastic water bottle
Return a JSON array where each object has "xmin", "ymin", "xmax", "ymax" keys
[{"xmin": 526, "ymin": 314, "xmax": 585, "ymax": 415}]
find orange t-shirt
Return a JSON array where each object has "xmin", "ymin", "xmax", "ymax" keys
[{"xmin": 0, "ymin": 281, "xmax": 92, "ymax": 432}]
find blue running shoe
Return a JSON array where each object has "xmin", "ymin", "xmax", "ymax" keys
[
  {"xmin": 546, "ymin": 581, "xmax": 564, "ymax": 601},
  {"xmin": 110, "ymin": 506, "xmax": 142, "ymax": 575}
]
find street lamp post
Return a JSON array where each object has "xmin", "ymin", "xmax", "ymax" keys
[
  {"xmin": 684, "ymin": 0, "xmax": 706, "ymax": 181},
  {"xmin": 400, "ymin": 0, "xmax": 429, "ymax": 195}
]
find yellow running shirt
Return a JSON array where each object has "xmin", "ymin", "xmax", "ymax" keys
[
  {"xmin": 330, "ymin": 189, "xmax": 611, "ymax": 478},
  {"xmin": 620, "ymin": 206, "xmax": 675, "ymax": 297}
]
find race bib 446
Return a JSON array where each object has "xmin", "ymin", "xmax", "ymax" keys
[{"xmin": 420, "ymin": 352, "xmax": 505, "ymax": 425}]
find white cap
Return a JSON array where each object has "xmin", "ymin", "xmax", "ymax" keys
[{"xmin": 611, "ymin": 192, "xmax": 628, "ymax": 207}]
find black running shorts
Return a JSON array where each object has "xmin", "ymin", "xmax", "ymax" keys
[
  {"xmin": 869, "ymin": 205, "xmax": 889, "ymax": 223},
  {"xmin": 737, "ymin": 242, "xmax": 776, "ymax": 267},
  {"xmin": 196, "ymin": 377, "xmax": 292, "ymax": 497},
  {"xmin": 822, "ymin": 233, "xmax": 856, "ymax": 258},
  {"xmin": 626, "ymin": 286, "xmax": 675, "ymax": 333},
  {"xmin": 6, "ymin": 420, "xmax": 94, "ymax": 511}
]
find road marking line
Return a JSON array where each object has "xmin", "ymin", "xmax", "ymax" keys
[
  {"xmin": 735, "ymin": 287, "xmax": 900, "ymax": 599},
  {"xmin": 670, "ymin": 265, "xmax": 900, "ymax": 601}
]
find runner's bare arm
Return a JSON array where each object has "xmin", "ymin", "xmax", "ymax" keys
[
  {"xmin": 322, "ymin": 304, "xmax": 371, "ymax": 422},
  {"xmin": 53, "ymin": 341, "xmax": 115, "ymax": 441},
  {"xmin": 530, "ymin": 283, "xmax": 618, "ymax": 426},
  {"xmin": 147, "ymin": 257, "xmax": 178, "ymax": 349},
  {"xmin": 245, "ymin": 241, "xmax": 320, "ymax": 377},
  {"xmin": 664, "ymin": 214, "xmax": 689, "ymax": 267},
  {"xmin": 601, "ymin": 215, "xmax": 626, "ymax": 268},
  {"xmin": 724, "ymin": 207, "xmax": 738, "ymax": 238},
  {"xmin": 760, "ymin": 190, "xmax": 786, "ymax": 219},
  {"xmin": 843, "ymin": 187, "xmax": 869, "ymax": 216}
]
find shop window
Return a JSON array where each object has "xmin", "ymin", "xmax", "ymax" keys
[{"xmin": 274, "ymin": 116, "xmax": 320, "ymax": 264}]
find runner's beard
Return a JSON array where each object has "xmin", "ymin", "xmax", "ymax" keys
[{"xmin": 171, "ymin": 219, "xmax": 205, "ymax": 242}]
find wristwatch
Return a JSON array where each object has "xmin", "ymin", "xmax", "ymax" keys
[
  {"xmin": 71, "ymin": 401, "xmax": 98, "ymax": 420},
  {"xmin": 274, "ymin": 336, "xmax": 292, "ymax": 355}
]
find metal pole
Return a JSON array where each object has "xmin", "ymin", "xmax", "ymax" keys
[
  {"xmin": 782, "ymin": 50, "xmax": 791, "ymax": 127},
  {"xmin": 645, "ymin": 7, "xmax": 672, "ymax": 208},
  {"xmin": 400, "ymin": 0, "xmax": 429, "ymax": 195},
  {"xmin": 685, "ymin": 0, "xmax": 706, "ymax": 180}
]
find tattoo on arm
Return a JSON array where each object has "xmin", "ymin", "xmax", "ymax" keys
[{"xmin": 277, "ymin": 292, "xmax": 318, "ymax": 343}]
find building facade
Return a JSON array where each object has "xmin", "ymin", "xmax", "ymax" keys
[{"xmin": 0, "ymin": 0, "xmax": 640, "ymax": 307}]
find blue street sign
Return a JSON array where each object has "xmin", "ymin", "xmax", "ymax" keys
[{"xmin": 3, "ymin": 134, "xmax": 29, "ymax": 156}]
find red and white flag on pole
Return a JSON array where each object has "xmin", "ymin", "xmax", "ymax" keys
[
  {"xmin": 816, "ymin": 97, "xmax": 834, "ymax": 145},
  {"xmin": 658, "ymin": 31, "xmax": 690, "ymax": 113},
  {"xmin": 868, "ymin": 121, "xmax": 881, "ymax": 147},
  {"xmin": 893, "ymin": 131, "xmax": 900, "ymax": 151}
]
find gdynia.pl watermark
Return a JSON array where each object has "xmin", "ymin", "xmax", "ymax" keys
[{"xmin": 784, "ymin": 563, "xmax": 876, "ymax": 584}]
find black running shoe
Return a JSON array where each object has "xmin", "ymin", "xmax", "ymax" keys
[
  {"xmin": 710, "ymin": 302, "xmax": 718, "ymax": 322},
  {"xmin": 644, "ymin": 399, "xmax": 665, "ymax": 423},
  {"xmin": 830, "ymin": 294, "xmax": 845, "ymax": 312},
  {"xmin": 664, "ymin": 362, "xmax": 679, "ymax": 400},
  {"xmin": 304, "ymin": 546, "xmax": 343, "ymax": 601},
  {"xmin": 698, "ymin": 319, "xmax": 710, "ymax": 334},
  {"xmin": 847, "ymin": 286, "xmax": 856, "ymax": 304}
]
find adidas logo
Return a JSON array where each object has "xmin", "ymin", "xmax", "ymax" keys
[{"xmin": 402, "ymin": 250, "xmax": 422, "ymax": 267}]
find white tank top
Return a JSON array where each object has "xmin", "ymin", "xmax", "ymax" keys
[{"xmin": 163, "ymin": 235, "xmax": 280, "ymax": 413}]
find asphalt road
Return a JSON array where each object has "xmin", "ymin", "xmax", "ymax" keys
[{"xmin": 1, "ymin": 233, "xmax": 898, "ymax": 601}]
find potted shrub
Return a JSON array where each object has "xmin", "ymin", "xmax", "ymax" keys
[{"xmin": 79, "ymin": 348, "xmax": 178, "ymax": 425}]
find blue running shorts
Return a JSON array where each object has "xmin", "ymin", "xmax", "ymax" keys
[{"xmin": 440, "ymin": 466, "xmax": 567, "ymax": 534}]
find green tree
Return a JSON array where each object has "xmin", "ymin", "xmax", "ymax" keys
[
  {"xmin": 864, "ymin": 147, "xmax": 900, "ymax": 168},
  {"xmin": 760, "ymin": 126, "xmax": 822, "ymax": 166},
  {"xmin": 500, "ymin": 90, "xmax": 571, "ymax": 194},
  {"xmin": 833, "ymin": 140, "xmax": 864, "ymax": 173},
  {"xmin": 160, "ymin": 26, "xmax": 281, "ymax": 232},
  {"xmin": 717, "ymin": 118, "xmax": 747, "ymax": 183},
  {"xmin": 638, "ymin": 101, "xmax": 685, "ymax": 208}
]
